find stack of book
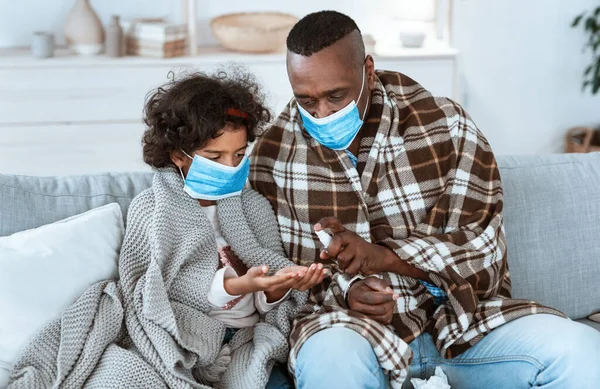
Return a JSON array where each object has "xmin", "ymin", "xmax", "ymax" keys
[{"xmin": 126, "ymin": 19, "xmax": 187, "ymax": 58}]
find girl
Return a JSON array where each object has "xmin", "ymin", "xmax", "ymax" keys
[{"xmin": 139, "ymin": 70, "xmax": 327, "ymax": 388}]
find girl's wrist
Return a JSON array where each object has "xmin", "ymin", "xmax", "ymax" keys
[
  {"xmin": 264, "ymin": 288, "xmax": 289, "ymax": 303},
  {"xmin": 224, "ymin": 276, "xmax": 251, "ymax": 295}
]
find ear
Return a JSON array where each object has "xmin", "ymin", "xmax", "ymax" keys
[
  {"xmin": 365, "ymin": 55, "xmax": 375, "ymax": 90},
  {"xmin": 170, "ymin": 149, "xmax": 189, "ymax": 169}
]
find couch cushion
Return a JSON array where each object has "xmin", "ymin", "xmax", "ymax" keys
[
  {"xmin": 497, "ymin": 153, "xmax": 600, "ymax": 319},
  {"xmin": 0, "ymin": 203, "xmax": 123, "ymax": 385},
  {"xmin": 0, "ymin": 172, "xmax": 153, "ymax": 237}
]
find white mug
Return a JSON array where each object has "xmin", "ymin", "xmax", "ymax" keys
[{"xmin": 32, "ymin": 32, "xmax": 54, "ymax": 58}]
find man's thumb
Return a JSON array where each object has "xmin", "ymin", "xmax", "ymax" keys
[{"xmin": 364, "ymin": 276, "xmax": 391, "ymax": 292}]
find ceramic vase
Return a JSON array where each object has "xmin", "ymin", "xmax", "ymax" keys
[{"xmin": 64, "ymin": 0, "xmax": 105, "ymax": 55}]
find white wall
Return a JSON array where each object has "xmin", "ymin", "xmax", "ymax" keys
[
  {"xmin": 453, "ymin": 0, "xmax": 600, "ymax": 155},
  {"xmin": 1, "ymin": 0, "xmax": 599, "ymax": 155}
]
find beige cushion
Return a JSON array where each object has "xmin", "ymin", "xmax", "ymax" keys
[{"xmin": 589, "ymin": 313, "xmax": 600, "ymax": 323}]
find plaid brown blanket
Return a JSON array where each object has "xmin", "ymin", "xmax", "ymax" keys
[{"xmin": 250, "ymin": 71, "xmax": 563, "ymax": 387}]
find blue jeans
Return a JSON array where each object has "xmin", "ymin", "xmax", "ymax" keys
[
  {"xmin": 295, "ymin": 314, "xmax": 600, "ymax": 389},
  {"xmin": 266, "ymin": 364, "xmax": 293, "ymax": 389}
]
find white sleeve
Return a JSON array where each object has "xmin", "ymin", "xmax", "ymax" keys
[
  {"xmin": 207, "ymin": 267, "xmax": 242, "ymax": 308},
  {"xmin": 254, "ymin": 290, "xmax": 291, "ymax": 314}
]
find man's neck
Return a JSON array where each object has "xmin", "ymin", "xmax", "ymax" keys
[{"xmin": 347, "ymin": 136, "xmax": 361, "ymax": 157}]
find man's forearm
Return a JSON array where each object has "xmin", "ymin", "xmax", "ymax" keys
[{"xmin": 378, "ymin": 245, "xmax": 431, "ymax": 282}]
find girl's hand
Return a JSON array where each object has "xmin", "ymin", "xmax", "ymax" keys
[
  {"xmin": 224, "ymin": 265, "xmax": 303, "ymax": 296},
  {"xmin": 282, "ymin": 263, "xmax": 329, "ymax": 292}
]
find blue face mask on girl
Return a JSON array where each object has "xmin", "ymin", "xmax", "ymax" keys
[
  {"xmin": 179, "ymin": 150, "xmax": 250, "ymax": 200},
  {"xmin": 297, "ymin": 66, "xmax": 369, "ymax": 151}
]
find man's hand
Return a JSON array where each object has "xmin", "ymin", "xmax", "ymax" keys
[
  {"xmin": 347, "ymin": 277, "xmax": 399, "ymax": 324},
  {"xmin": 316, "ymin": 217, "xmax": 431, "ymax": 281},
  {"xmin": 316, "ymin": 217, "xmax": 388, "ymax": 277}
]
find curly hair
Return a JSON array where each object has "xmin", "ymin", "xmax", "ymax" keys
[
  {"xmin": 142, "ymin": 69, "xmax": 271, "ymax": 168},
  {"xmin": 286, "ymin": 10, "xmax": 362, "ymax": 56}
]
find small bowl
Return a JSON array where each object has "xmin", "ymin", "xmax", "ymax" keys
[
  {"xmin": 399, "ymin": 32, "xmax": 426, "ymax": 48},
  {"xmin": 399, "ymin": 21, "xmax": 427, "ymax": 48},
  {"xmin": 210, "ymin": 12, "xmax": 298, "ymax": 53}
]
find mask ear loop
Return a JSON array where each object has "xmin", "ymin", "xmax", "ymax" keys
[
  {"xmin": 362, "ymin": 94, "xmax": 370, "ymax": 121},
  {"xmin": 178, "ymin": 149, "xmax": 194, "ymax": 181},
  {"xmin": 356, "ymin": 64, "xmax": 366, "ymax": 103},
  {"xmin": 357, "ymin": 64, "xmax": 371, "ymax": 121}
]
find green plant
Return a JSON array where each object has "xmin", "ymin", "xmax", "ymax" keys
[{"xmin": 572, "ymin": 7, "xmax": 600, "ymax": 94}]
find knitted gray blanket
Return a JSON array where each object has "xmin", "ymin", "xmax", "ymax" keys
[{"xmin": 8, "ymin": 169, "xmax": 306, "ymax": 389}]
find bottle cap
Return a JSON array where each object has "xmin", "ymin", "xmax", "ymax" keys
[{"xmin": 315, "ymin": 229, "xmax": 332, "ymax": 248}]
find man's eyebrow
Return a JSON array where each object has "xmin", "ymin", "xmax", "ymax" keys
[
  {"xmin": 294, "ymin": 87, "xmax": 348, "ymax": 99},
  {"xmin": 325, "ymin": 87, "xmax": 348, "ymax": 95},
  {"xmin": 294, "ymin": 93, "xmax": 311, "ymax": 99}
]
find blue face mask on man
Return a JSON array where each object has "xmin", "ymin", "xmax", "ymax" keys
[
  {"xmin": 179, "ymin": 150, "xmax": 249, "ymax": 200},
  {"xmin": 297, "ymin": 66, "xmax": 369, "ymax": 151}
]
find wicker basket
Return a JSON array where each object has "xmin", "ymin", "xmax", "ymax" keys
[
  {"xmin": 565, "ymin": 127, "xmax": 600, "ymax": 153},
  {"xmin": 210, "ymin": 12, "xmax": 298, "ymax": 53}
]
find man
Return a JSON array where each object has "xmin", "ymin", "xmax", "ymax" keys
[{"xmin": 250, "ymin": 10, "xmax": 600, "ymax": 389}]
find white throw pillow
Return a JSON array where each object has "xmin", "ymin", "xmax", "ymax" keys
[{"xmin": 0, "ymin": 203, "xmax": 124, "ymax": 388}]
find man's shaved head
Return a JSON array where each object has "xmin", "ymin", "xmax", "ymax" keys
[{"xmin": 286, "ymin": 10, "xmax": 365, "ymax": 70}]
